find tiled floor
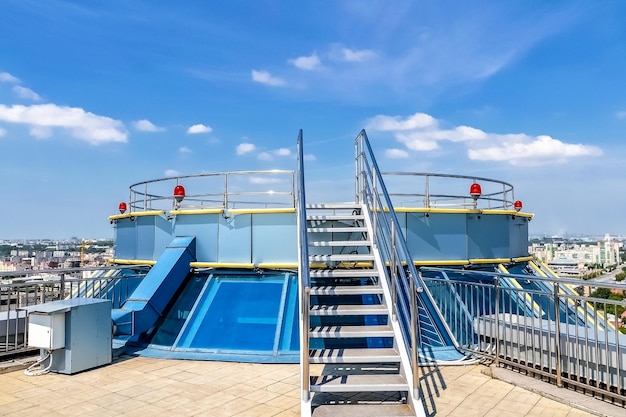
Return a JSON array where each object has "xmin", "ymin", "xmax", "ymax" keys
[{"xmin": 0, "ymin": 355, "xmax": 616, "ymax": 416}]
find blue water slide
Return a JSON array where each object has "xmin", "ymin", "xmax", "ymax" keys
[{"xmin": 112, "ymin": 236, "xmax": 196, "ymax": 344}]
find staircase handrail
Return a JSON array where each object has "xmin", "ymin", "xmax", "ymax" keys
[
  {"xmin": 295, "ymin": 129, "xmax": 312, "ymax": 411},
  {"xmin": 355, "ymin": 129, "xmax": 427, "ymax": 397}
]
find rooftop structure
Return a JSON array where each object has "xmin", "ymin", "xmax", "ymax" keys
[{"xmin": 1, "ymin": 130, "xmax": 625, "ymax": 416}]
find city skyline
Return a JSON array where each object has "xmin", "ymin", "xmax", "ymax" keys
[{"xmin": 1, "ymin": 1, "xmax": 625, "ymax": 239}]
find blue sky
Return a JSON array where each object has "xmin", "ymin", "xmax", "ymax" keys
[{"xmin": 1, "ymin": 0, "xmax": 625, "ymax": 239}]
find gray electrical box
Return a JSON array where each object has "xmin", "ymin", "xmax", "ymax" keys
[{"xmin": 24, "ymin": 298, "xmax": 112, "ymax": 374}]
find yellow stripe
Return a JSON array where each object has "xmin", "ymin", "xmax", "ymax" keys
[
  {"xmin": 394, "ymin": 207, "xmax": 534, "ymax": 218},
  {"xmin": 470, "ymin": 258, "xmax": 511, "ymax": 264},
  {"xmin": 513, "ymin": 256, "xmax": 534, "ymax": 262},
  {"xmin": 109, "ymin": 210, "xmax": 166, "ymax": 220},
  {"xmin": 170, "ymin": 209, "xmax": 223, "ymax": 215},
  {"xmin": 414, "ymin": 260, "xmax": 470, "ymax": 266},
  {"xmin": 257, "ymin": 263, "xmax": 298, "ymax": 269},
  {"xmin": 190, "ymin": 262, "xmax": 255, "ymax": 269},
  {"xmin": 536, "ymin": 260, "xmax": 614, "ymax": 330},
  {"xmin": 227, "ymin": 208, "xmax": 295, "ymax": 214},
  {"xmin": 499, "ymin": 264, "xmax": 543, "ymax": 317},
  {"xmin": 109, "ymin": 259, "xmax": 157, "ymax": 266}
]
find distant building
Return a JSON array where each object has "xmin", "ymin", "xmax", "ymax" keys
[{"xmin": 529, "ymin": 234, "xmax": 622, "ymax": 275}]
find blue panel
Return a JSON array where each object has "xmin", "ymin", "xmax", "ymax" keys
[
  {"xmin": 467, "ymin": 214, "xmax": 509, "ymax": 259},
  {"xmin": 405, "ymin": 212, "xmax": 468, "ymax": 260},
  {"xmin": 153, "ymin": 215, "xmax": 173, "ymax": 260},
  {"xmin": 252, "ymin": 213, "xmax": 297, "ymax": 263},
  {"xmin": 218, "ymin": 214, "xmax": 251, "ymax": 263},
  {"xmin": 115, "ymin": 219, "xmax": 136, "ymax": 259},
  {"xmin": 178, "ymin": 275, "xmax": 284, "ymax": 350},
  {"xmin": 136, "ymin": 216, "xmax": 156, "ymax": 260},
  {"xmin": 509, "ymin": 216, "xmax": 529, "ymax": 258},
  {"xmin": 172, "ymin": 214, "xmax": 219, "ymax": 262},
  {"xmin": 112, "ymin": 237, "xmax": 196, "ymax": 341}
]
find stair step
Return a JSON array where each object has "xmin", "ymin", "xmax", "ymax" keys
[
  {"xmin": 308, "ymin": 226, "xmax": 367, "ymax": 233},
  {"xmin": 307, "ymin": 203, "xmax": 361, "ymax": 210},
  {"xmin": 309, "ymin": 240, "xmax": 371, "ymax": 247},
  {"xmin": 310, "ymin": 325, "xmax": 394, "ymax": 338},
  {"xmin": 310, "ymin": 286, "xmax": 383, "ymax": 296},
  {"xmin": 312, "ymin": 404, "xmax": 415, "ymax": 417},
  {"xmin": 310, "ymin": 254, "xmax": 375, "ymax": 262},
  {"xmin": 307, "ymin": 214, "xmax": 363, "ymax": 221},
  {"xmin": 310, "ymin": 304, "xmax": 388, "ymax": 316},
  {"xmin": 310, "ymin": 374, "xmax": 407, "ymax": 392},
  {"xmin": 310, "ymin": 269, "xmax": 379, "ymax": 278},
  {"xmin": 310, "ymin": 348, "xmax": 401, "ymax": 364}
]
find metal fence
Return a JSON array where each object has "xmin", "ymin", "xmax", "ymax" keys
[
  {"xmin": 421, "ymin": 266, "xmax": 626, "ymax": 404},
  {"xmin": 126, "ymin": 170, "xmax": 296, "ymax": 212},
  {"xmin": 0, "ymin": 266, "xmax": 148, "ymax": 357},
  {"xmin": 382, "ymin": 172, "xmax": 515, "ymax": 210}
]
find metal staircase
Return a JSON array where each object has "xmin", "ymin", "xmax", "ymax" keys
[{"xmin": 304, "ymin": 203, "xmax": 418, "ymax": 417}]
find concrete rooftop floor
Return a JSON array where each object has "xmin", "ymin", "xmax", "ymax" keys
[{"xmin": 0, "ymin": 355, "xmax": 622, "ymax": 416}]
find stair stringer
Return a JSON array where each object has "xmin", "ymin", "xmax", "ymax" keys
[{"xmin": 359, "ymin": 203, "xmax": 426, "ymax": 417}]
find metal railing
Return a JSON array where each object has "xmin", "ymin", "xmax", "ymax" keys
[
  {"xmin": 126, "ymin": 170, "xmax": 296, "ymax": 212},
  {"xmin": 355, "ymin": 129, "xmax": 434, "ymax": 399},
  {"xmin": 382, "ymin": 172, "xmax": 515, "ymax": 209},
  {"xmin": 295, "ymin": 130, "xmax": 312, "ymax": 408},
  {"xmin": 422, "ymin": 266, "xmax": 626, "ymax": 404},
  {"xmin": 0, "ymin": 266, "xmax": 148, "ymax": 356}
]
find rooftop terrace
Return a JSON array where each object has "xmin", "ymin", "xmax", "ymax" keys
[{"xmin": 0, "ymin": 356, "xmax": 621, "ymax": 417}]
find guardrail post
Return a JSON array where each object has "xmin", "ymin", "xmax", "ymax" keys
[
  {"xmin": 494, "ymin": 276, "xmax": 500, "ymax": 367},
  {"xmin": 410, "ymin": 272, "xmax": 419, "ymax": 399},
  {"xmin": 391, "ymin": 220, "xmax": 397, "ymax": 322},
  {"xmin": 553, "ymin": 282, "xmax": 563, "ymax": 387},
  {"xmin": 372, "ymin": 167, "xmax": 377, "ymax": 246},
  {"xmin": 59, "ymin": 273, "xmax": 65, "ymax": 300}
]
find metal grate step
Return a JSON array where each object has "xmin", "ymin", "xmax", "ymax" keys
[
  {"xmin": 308, "ymin": 226, "xmax": 367, "ymax": 233},
  {"xmin": 309, "ymin": 240, "xmax": 371, "ymax": 247},
  {"xmin": 312, "ymin": 404, "xmax": 415, "ymax": 417},
  {"xmin": 310, "ymin": 254, "xmax": 375, "ymax": 262},
  {"xmin": 310, "ymin": 304, "xmax": 387, "ymax": 316},
  {"xmin": 310, "ymin": 347, "xmax": 401, "ymax": 364},
  {"xmin": 310, "ymin": 325, "xmax": 394, "ymax": 338},
  {"xmin": 310, "ymin": 269, "xmax": 378, "ymax": 278},
  {"xmin": 310, "ymin": 374, "xmax": 407, "ymax": 392},
  {"xmin": 310, "ymin": 286, "xmax": 383, "ymax": 296}
]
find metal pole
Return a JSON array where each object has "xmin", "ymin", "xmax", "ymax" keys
[
  {"xmin": 410, "ymin": 272, "xmax": 419, "ymax": 398},
  {"xmin": 372, "ymin": 167, "xmax": 377, "ymax": 246},
  {"xmin": 494, "ymin": 276, "xmax": 500, "ymax": 366},
  {"xmin": 554, "ymin": 282, "xmax": 563, "ymax": 387},
  {"xmin": 391, "ymin": 220, "xmax": 397, "ymax": 321},
  {"xmin": 59, "ymin": 273, "xmax": 66, "ymax": 300}
]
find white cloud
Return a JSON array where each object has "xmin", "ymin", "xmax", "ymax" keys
[
  {"xmin": 275, "ymin": 148, "xmax": 291, "ymax": 156},
  {"xmin": 133, "ymin": 119, "xmax": 165, "ymax": 132},
  {"xmin": 0, "ymin": 104, "xmax": 127, "ymax": 145},
  {"xmin": 367, "ymin": 113, "xmax": 438, "ymax": 131},
  {"xmin": 236, "ymin": 142, "xmax": 256, "ymax": 155},
  {"xmin": 257, "ymin": 152, "xmax": 272, "ymax": 161},
  {"xmin": 468, "ymin": 135, "xmax": 602, "ymax": 166},
  {"xmin": 304, "ymin": 154, "xmax": 316, "ymax": 161},
  {"xmin": 165, "ymin": 169, "xmax": 180, "ymax": 177},
  {"xmin": 179, "ymin": 146, "xmax": 191, "ymax": 154},
  {"xmin": 331, "ymin": 45, "xmax": 376, "ymax": 62},
  {"xmin": 251, "ymin": 70, "xmax": 285, "ymax": 87},
  {"xmin": 368, "ymin": 111, "xmax": 602, "ymax": 166},
  {"xmin": 0, "ymin": 127, "xmax": 6, "ymax": 137},
  {"xmin": 13, "ymin": 85, "xmax": 42, "ymax": 101},
  {"xmin": 385, "ymin": 148, "xmax": 409, "ymax": 159},
  {"xmin": 617, "ymin": 111, "xmax": 626, "ymax": 119},
  {"xmin": 290, "ymin": 54, "xmax": 322, "ymax": 70},
  {"xmin": 0, "ymin": 72, "xmax": 19, "ymax": 83},
  {"xmin": 187, "ymin": 123, "xmax": 213, "ymax": 134}
]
